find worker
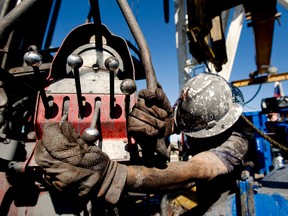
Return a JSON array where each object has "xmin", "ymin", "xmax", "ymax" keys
[
  {"xmin": 267, "ymin": 112, "xmax": 280, "ymax": 122},
  {"xmin": 34, "ymin": 72, "xmax": 248, "ymax": 214}
]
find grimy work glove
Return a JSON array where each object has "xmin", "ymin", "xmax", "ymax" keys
[
  {"xmin": 34, "ymin": 121, "xmax": 127, "ymax": 204},
  {"xmin": 128, "ymin": 88, "xmax": 174, "ymax": 157}
]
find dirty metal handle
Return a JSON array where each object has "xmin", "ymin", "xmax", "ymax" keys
[{"xmin": 91, "ymin": 100, "xmax": 101, "ymax": 129}]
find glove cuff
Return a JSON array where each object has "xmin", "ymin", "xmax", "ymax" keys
[
  {"xmin": 164, "ymin": 116, "xmax": 176, "ymax": 137},
  {"xmin": 97, "ymin": 161, "xmax": 128, "ymax": 204}
]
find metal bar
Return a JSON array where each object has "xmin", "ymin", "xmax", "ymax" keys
[
  {"xmin": 0, "ymin": 67, "xmax": 36, "ymax": 91},
  {"xmin": 278, "ymin": 0, "xmax": 288, "ymax": 8},
  {"xmin": 9, "ymin": 62, "xmax": 51, "ymax": 76},
  {"xmin": 91, "ymin": 100, "xmax": 101, "ymax": 128},
  {"xmin": 109, "ymin": 71, "xmax": 115, "ymax": 118},
  {"xmin": 247, "ymin": 180, "xmax": 256, "ymax": 216},
  {"xmin": 89, "ymin": 0, "xmax": 101, "ymax": 26},
  {"xmin": 73, "ymin": 67, "xmax": 84, "ymax": 118},
  {"xmin": 232, "ymin": 72, "xmax": 288, "ymax": 87},
  {"xmin": 250, "ymin": 0, "xmax": 277, "ymax": 74},
  {"xmin": 174, "ymin": 0, "xmax": 191, "ymax": 92},
  {"xmin": 60, "ymin": 97, "xmax": 70, "ymax": 125},
  {"xmin": 164, "ymin": 0, "xmax": 169, "ymax": 23},
  {"xmin": 217, "ymin": 5, "xmax": 244, "ymax": 81},
  {"xmin": 33, "ymin": 66, "xmax": 50, "ymax": 110},
  {"xmin": 44, "ymin": 0, "xmax": 62, "ymax": 49},
  {"xmin": 239, "ymin": 180, "xmax": 248, "ymax": 216},
  {"xmin": 0, "ymin": 0, "xmax": 16, "ymax": 19},
  {"xmin": 0, "ymin": 0, "xmax": 18, "ymax": 68},
  {"xmin": 0, "ymin": 0, "xmax": 43, "ymax": 43}
]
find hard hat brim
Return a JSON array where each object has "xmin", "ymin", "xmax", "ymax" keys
[{"xmin": 174, "ymin": 102, "xmax": 243, "ymax": 138}]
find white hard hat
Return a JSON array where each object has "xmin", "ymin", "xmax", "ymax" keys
[{"xmin": 173, "ymin": 72, "xmax": 244, "ymax": 138}]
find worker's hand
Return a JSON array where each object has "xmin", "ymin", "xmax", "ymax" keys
[
  {"xmin": 34, "ymin": 121, "xmax": 127, "ymax": 204},
  {"xmin": 128, "ymin": 88, "xmax": 174, "ymax": 147}
]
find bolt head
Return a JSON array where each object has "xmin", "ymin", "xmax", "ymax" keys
[{"xmin": 24, "ymin": 51, "xmax": 42, "ymax": 67}]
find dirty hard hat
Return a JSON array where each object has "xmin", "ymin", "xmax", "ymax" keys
[{"xmin": 173, "ymin": 72, "xmax": 244, "ymax": 138}]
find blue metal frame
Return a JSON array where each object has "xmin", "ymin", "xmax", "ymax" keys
[
  {"xmin": 238, "ymin": 177, "xmax": 288, "ymax": 216},
  {"xmin": 207, "ymin": 177, "xmax": 288, "ymax": 215},
  {"xmin": 243, "ymin": 111, "xmax": 272, "ymax": 175}
]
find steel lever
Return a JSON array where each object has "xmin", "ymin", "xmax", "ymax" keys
[
  {"xmin": 67, "ymin": 54, "xmax": 84, "ymax": 118},
  {"xmin": 24, "ymin": 51, "xmax": 50, "ymax": 111},
  {"xmin": 82, "ymin": 101, "xmax": 101, "ymax": 146}
]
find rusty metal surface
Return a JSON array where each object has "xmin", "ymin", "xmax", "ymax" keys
[
  {"xmin": 9, "ymin": 63, "xmax": 51, "ymax": 76},
  {"xmin": 247, "ymin": 0, "xmax": 277, "ymax": 74}
]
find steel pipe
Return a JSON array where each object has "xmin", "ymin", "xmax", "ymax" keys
[{"xmin": 0, "ymin": 0, "xmax": 43, "ymax": 43}]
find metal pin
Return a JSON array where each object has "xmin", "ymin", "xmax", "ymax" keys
[
  {"xmin": 67, "ymin": 54, "xmax": 84, "ymax": 118},
  {"xmin": 24, "ymin": 51, "xmax": 50, "ymax": 110},
  {"xmin": 81, "ymin": 100, "xmax": 101, "ymax": 145}
]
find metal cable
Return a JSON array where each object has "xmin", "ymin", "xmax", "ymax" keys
[
  {"xmin": 244, "ymin": 84, "xmax": 262, "ymax": 105},
  {"xmin": 241, "ymin": 114, "xmax": 288, "ymax": 152}
]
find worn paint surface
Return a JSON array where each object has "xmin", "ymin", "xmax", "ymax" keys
[{"xmin": 174, "ymin": 72, "xmax": 243, "ymax": 138}]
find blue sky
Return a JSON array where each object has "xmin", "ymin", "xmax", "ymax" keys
[{"xmin": 51, "ymin": 0, "xmax": 288, "ymax": 113}]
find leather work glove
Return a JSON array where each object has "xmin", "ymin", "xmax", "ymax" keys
[
  {"xmin": 128, "ymin": 88, "xmax": 175, "ymax": 158},
  {"xmin": 34, "ymin": 121, "xmax": 127, "ymax": 204}
]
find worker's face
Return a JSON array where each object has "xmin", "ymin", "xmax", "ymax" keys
[{"xmin": 267, "ymin": 113, "xmax": 279, "ymax": 122}]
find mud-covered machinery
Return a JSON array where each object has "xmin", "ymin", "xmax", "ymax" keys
[
  {"xmin": 1, "ymin": 0, "xmax": 288, "ymax": 215},
  {"xmin": 0, "ymin": 0, "xmax": 158, "ymax": 214},
  {"xmin": 0, "ymin": 4, "xmax": 144, "ymax": 156},
  {"xmin": 32, "ymin": 22, "xmax": 140, "ymax": 162}
]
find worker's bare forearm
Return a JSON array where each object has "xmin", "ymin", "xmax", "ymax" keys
[{"xmin": 126, "ymin": 151, "xmax": 228, "ymax": 193}]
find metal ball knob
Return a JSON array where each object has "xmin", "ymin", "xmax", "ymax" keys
[
  {"xmin": 120, "ymin": 78, "xmax": 137, "ymax": 95},
  {"xmin": 105, "ymin": 56, "xmax": 119, "ymax": 71},
  {"xmin": 24, "ymin": 51, "xmax": 42, "ymax": 67},
  {"xmin": 67, "ymin": 54, "xmax": 83, "ymax": 69},
  {"xmin": 82, "ymin": 127, "xmax": 100, "ymax": 145}
]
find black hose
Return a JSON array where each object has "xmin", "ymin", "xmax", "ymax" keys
[{"xmin": 116, "ymin": 0, "xmax": 158, "ymax": 91}]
